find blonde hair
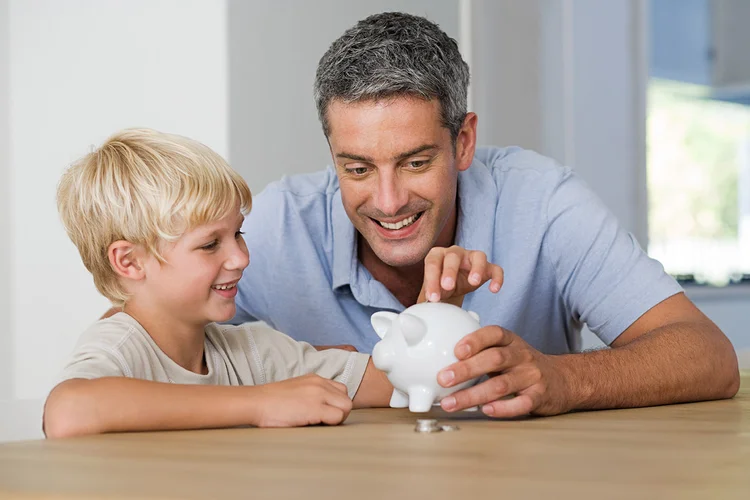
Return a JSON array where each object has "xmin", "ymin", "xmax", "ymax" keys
[{"xmin": 57, "ymin": 128, "xmax": 252, "ymax": 307}]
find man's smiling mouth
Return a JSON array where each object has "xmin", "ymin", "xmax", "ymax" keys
[{"xmin": 373, "ymin": 211, "xmax": 424, "ymax": 230}]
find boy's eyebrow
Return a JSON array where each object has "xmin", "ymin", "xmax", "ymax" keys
[{"xmin": 336, "ymin": 144, "xmax": 439, "ymax": 164}]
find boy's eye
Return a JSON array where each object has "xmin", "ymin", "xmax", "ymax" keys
[
  {"xmin": 201, "ymin": 240, "xmax": 218, "ymax": 251},
  {"xmin": 235, "ymin": 230, "xmax": 245, "ymax": 239}
]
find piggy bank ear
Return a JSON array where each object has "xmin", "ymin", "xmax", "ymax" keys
[
  {"xmin": 398, "ymin": 313, "xmax": 427, "ymax": 347},
  {"xmin": 371, "ymin": 311, "xmax": 398, "ymax": 339},
  {"xmin": 468, "ymin": 311, "xmax": 480, "ymax": 322}
]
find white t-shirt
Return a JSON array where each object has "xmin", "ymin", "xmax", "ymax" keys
[{"xmin": 59, "ymin": 312, "xmax": 369, "ymax": 399}]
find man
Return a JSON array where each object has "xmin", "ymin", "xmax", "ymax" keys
[{"xmin": 233, "ymin": 12, "xmax": 739, "ymax": 417}]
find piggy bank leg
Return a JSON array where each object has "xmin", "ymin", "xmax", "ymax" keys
[
  {"xmin": 407, "ymin": 386, "xmax": 435, "ymax": 413},
  {"xmin": 389, "ymin": 389, "xmax": 409, "ymax": 408}
]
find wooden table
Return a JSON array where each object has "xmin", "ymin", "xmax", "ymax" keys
[{"xmin": 1, "ymin": 374, "xmax": 749, "ymax": 500}]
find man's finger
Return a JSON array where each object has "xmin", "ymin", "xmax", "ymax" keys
[
  {"xmin": 467, "ymin": 251, "xmax": 489, "ymax": 286},
  {"xmin": 423, "ymin": 248, "xmax": 446, "ymax": 302},
  {"xmin": 454, "ymin": 326, "xmax": 513, "ymax": 360},
  {"xmin": 489, "ymin": 264, "xmax": 504, "ymax": 293},
  {"xmin": 480, "ymin": 393, "xmax": 535, "ymax": 418},
  {"xmin": 440, "ymin": 370, "xmax": 526, "ymax": 411},
  {"xmin": 440, "ymin": 250, "xmax": 463, "ymax": 293},
  {"xmin": 438, "ymin": 345, "xmax": 522, "ymax": 387}
]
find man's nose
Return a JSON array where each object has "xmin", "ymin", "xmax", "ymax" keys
[{"xmin": 374, "ymin": 170, "xmax": 408, "ymax": 216}]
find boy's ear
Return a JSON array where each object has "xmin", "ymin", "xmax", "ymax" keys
[{"xmin": 108, "ymin": 241, "xmax": 146, "ymax": 280}]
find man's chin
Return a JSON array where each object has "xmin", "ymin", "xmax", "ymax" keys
[{"xmin": 368, "ymin": 242, "xmax": 430, "ymax": 268}]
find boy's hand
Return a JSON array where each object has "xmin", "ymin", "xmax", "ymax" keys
[
  {"xmin": 253, "ymin": 374, "xmax": 353, "ymax": 427},
  {"xmin": 419, "ymin": 246, "xmax": 504, "ymax": 307}
]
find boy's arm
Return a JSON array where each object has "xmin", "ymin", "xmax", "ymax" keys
[
  {"xmin": 44, "ymin": 374, "xmax": 353, "ymax": 438},
  {"xmin": 352, "ymin": 359, "xmax": 393, "ymax": 409}
]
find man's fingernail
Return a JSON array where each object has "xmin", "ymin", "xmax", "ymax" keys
[
  {"xmin": 442, "ymin": 396, "xmax": 456, "ymax": 410},
  {"xmin": 429, "ymin": 292, "xmax": 440, "ymax": 302},
  {"xmin": 470, "ymin": 273, "xmax": 481, "ymax": 285},
  {"xmin": 441, "ymin": 276, "xmax": 454, "ymax": 289},
  {"xmin": 482, "ymin": 405, "xmax": 494, "ymax": 415},
  {"xmin": 457, "ymin": 344, "xmax": 471, "ymax": 359},
  {"xmin": 438, "ymin": 370, "xmax": 455, "ymax": 385}
]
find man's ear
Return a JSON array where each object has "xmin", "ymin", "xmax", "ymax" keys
[
  {"xmin": 456, "ymin": 112, "xmax": 478, "ymax": 172},
  {"xmin": 108, "ymin": 241, "xmax": 146, "ymax": 280}
]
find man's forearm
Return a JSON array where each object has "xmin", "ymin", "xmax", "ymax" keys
[
  {"xmin": 44, "ymin": 378, "xmax": 263, "ymax": 438},
  {"xmin": 557, "ymin": 320, "xmax": 740, "ymax": 411}
]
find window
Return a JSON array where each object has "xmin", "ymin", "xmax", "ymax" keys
[
  {"xmin": 647, "ymin": 0, "xmax": 750, "ymax": 287},
  {"xmin": 647, "ymin": 81, "xmax": 750, "ymax": 286}
]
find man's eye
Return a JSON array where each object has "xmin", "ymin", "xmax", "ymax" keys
[
  {"xmin": 201, "ymin": 240, "xmax": 218, "ymax": 251},
  {"xmin": 347, "ymin": 166, "xmax": 369, "ymax": 176},
  {"xmin": 407, "ymin": 160, "xmax": 428, "ymax": 169}
]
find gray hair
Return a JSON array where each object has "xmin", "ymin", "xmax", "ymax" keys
[{"xmin": 314, "ymin": 12, "xmax": 470, "ymax": 143}]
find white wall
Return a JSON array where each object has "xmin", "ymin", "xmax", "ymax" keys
[
  {"xmin": 8, "ymin": 0, "xmax": 229, "ymax": 400},
  {"xmin": 227, "ymin": 0, "xmax": 460, "ymax": 192},
  {"xmin": 1, "ymin": 0, "xmax": 12, "ymax": 401}
]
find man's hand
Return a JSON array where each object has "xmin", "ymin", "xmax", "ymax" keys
[
  {"xmin": 437, "ymin": 326, "xmax": 572, "ymax": 417},
  {"xmin": 253, "ymin": 374, "xmax": 354, "ymax": 427},
  {"xmin": 419, "ymin": 246, "xmax": 503, "ymax": 307}
]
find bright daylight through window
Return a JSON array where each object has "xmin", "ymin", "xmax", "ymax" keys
[{"xmin": 647, "ymin": 0, "xmax": 750, "ymax": 287}]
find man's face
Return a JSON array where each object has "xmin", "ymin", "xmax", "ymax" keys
[{"xmin": 327, "ymin": 97, "xmax": 474, "ymax": 268}]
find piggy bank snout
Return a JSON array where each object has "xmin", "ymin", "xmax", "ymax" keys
[{"xmin": 371, "ymin": 340, "xmax": 395, "ymax": 372}]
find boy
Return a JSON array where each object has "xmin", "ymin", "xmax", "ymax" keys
[
  {"xmin": 44, "ymin": 129, "xmax": 397, "ymax": 437},
  {"xmin": 44, "ymin": 128, "xmax": 496, "ymax": 438}
]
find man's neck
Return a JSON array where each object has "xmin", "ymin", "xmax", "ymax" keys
[
  {"xmin": 122, "ymin": 302, "xmax": 208, "ymax": 375},
  {"xmin": 360, "ymin": 203, "xmax": 458, "ymax": 308}
]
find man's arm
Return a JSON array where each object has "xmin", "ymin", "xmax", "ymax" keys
[
  {"xmin": 437, "ymin": 292, "xmax": 740, "ymax": 416},
  {"xmin": 44, "ymin": 374, "xmax": 353, "ymax": 438}
]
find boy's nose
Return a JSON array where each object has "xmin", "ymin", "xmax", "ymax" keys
[{"xmin": 226, "ymin": 241, "xmax": 250, "ymax": 270}]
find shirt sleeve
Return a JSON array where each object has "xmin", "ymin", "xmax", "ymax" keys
[
  {"xmin": 58, "ymin": 342, "xmax": 129, "ymax": 382},
  {"xmin": 542, "ymin": 169, "xmax": 683, "ymax": 345},
  {"xmin": 246, "ymin": 323, "xmax": 370, "ymax": 399},
  {"xmin": 57, "ymin": 318, "xmax": 137, "ymax": 384}
]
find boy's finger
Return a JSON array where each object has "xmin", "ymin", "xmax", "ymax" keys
[{"xmin": 320, "ymin": 405, "xmax": 348, "ymax": 425}]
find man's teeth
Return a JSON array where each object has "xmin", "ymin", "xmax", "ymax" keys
[
  {"xmin": 378, "ymin": 213, "xmax": 421, "ymax": 230},
  {"xmin": 212, "ymin": 283, "xmax": 236, "ymax": 290}
]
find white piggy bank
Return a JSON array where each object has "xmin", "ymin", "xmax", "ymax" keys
[{"xmin": 370, "ymin": 302, "xmax": 481, "ymax": 412}]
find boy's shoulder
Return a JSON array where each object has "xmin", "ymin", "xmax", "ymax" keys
[{"xmin": 74, "ymin": 312, "xmax": 145, "ymax": 350}]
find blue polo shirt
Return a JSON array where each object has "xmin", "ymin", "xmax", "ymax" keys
[{"xmin": 233, "ymin": 146, "xmax": 682, "ymax": 354}]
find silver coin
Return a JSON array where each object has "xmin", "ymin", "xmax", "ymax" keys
[
  {"xmin": 440, "ymin": 424, "xmax": 460, "ymax": 432},
  {"xmin": 414, "ymin": 418, "xmax": 442, "ymax": 433}
]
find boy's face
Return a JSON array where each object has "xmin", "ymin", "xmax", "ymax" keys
[{"xmin": 140, "ymin": 209, "xmax": 249, "ymax": 327}]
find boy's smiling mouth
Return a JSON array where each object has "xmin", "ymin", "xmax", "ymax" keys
[{"xmin": 211, "ymin": 279, "xmax": 240, "ymax": 298}]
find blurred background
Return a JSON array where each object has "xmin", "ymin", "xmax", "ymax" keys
[{"xmin": 1, "ymin": 0, "xmax": 748, "ymax": 437}]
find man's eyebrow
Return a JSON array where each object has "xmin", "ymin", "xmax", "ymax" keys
[
  {"xmin": 336, "ymin": 151, "xmax": 373, "ymax": 162},
  {"xmin": 392, "ymin": 144, "xmax": 439, "ymax": 162},
  {"xmin": 335, "ymin": 144, "xmax": 439, "ymax": 163}
]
